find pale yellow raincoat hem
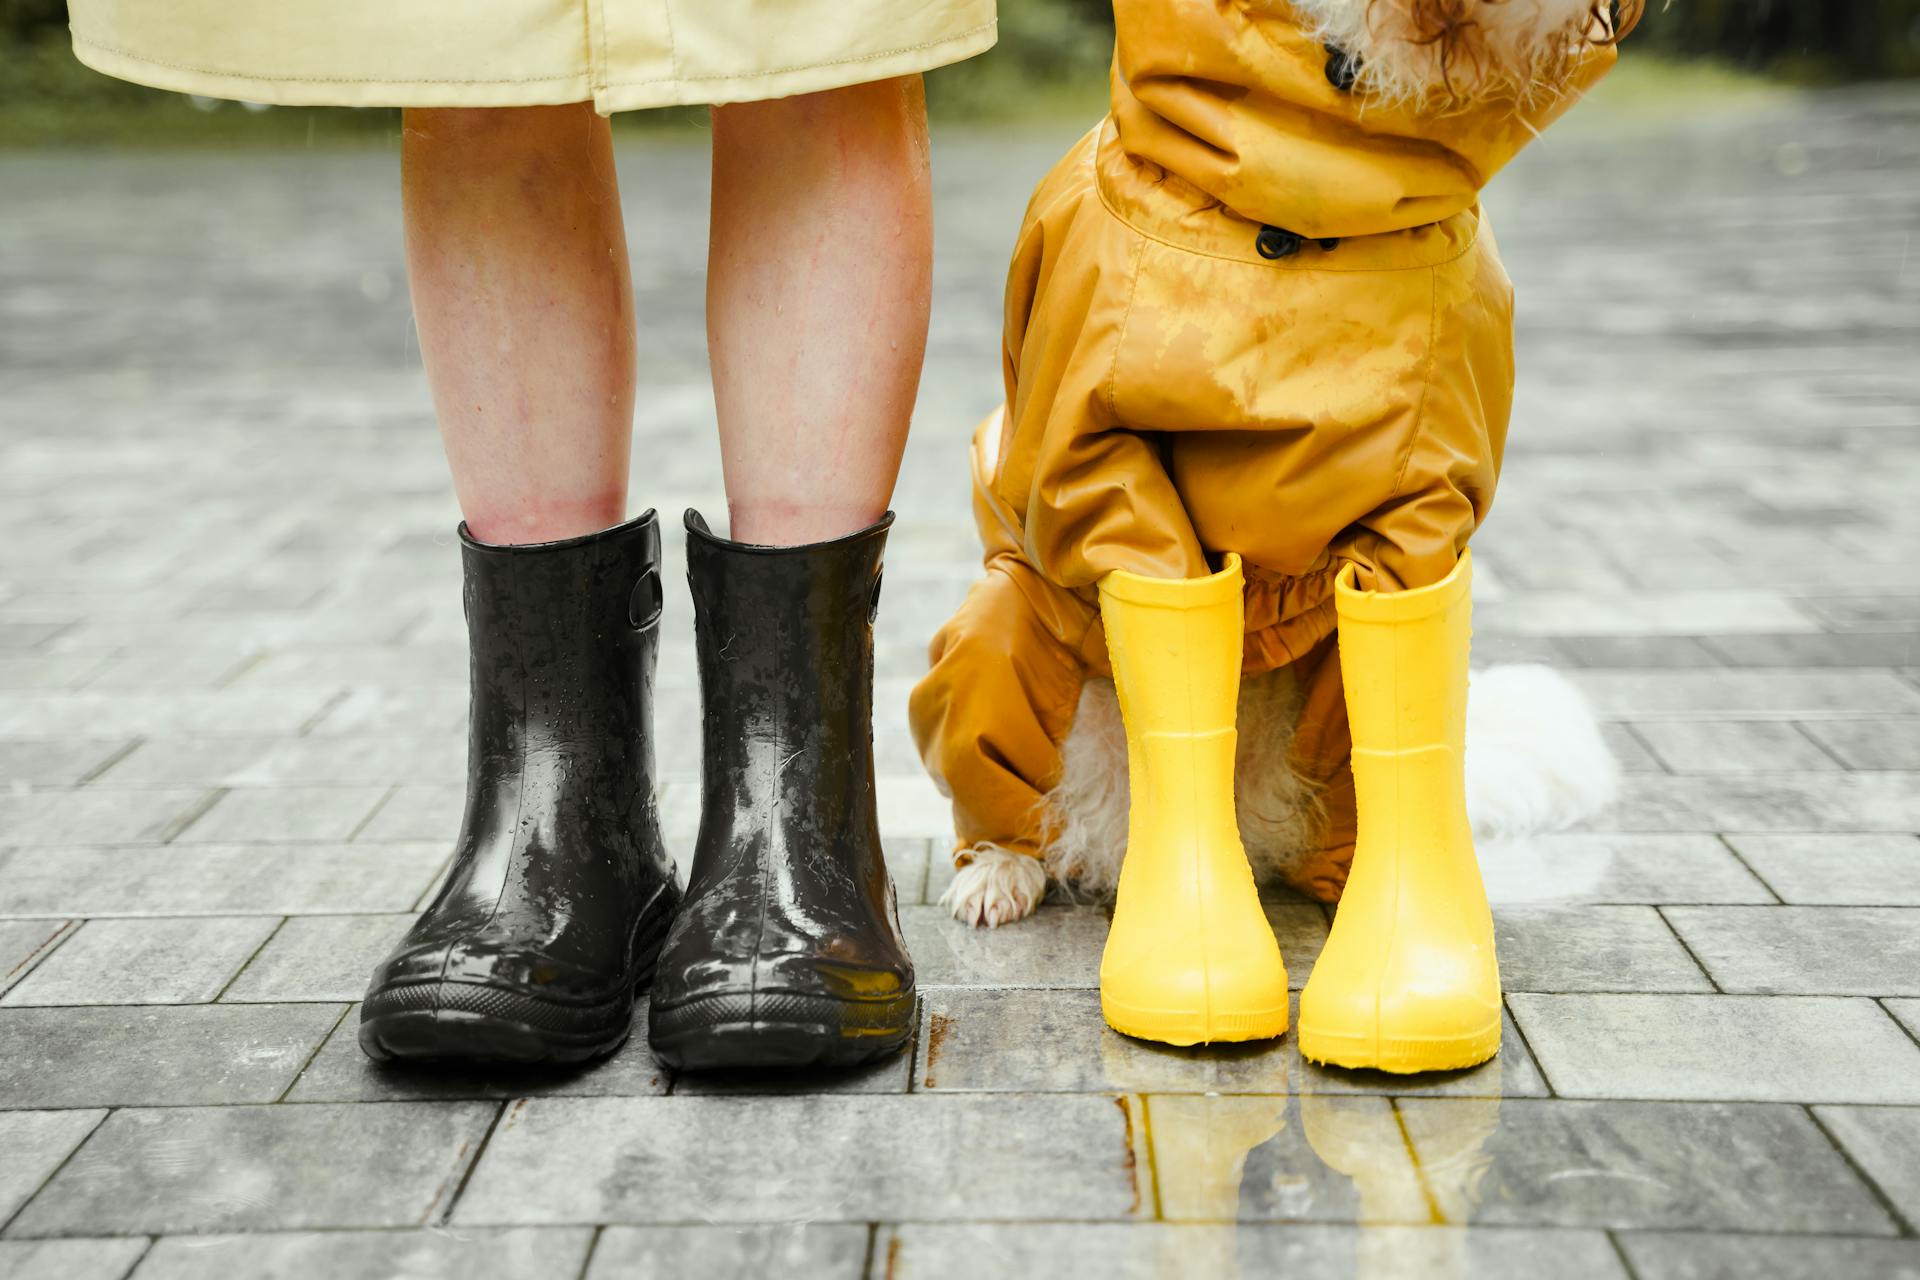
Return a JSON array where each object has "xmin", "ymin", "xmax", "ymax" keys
[{"xmin": 68, "ymin": 1, "xmax": 996, "ymax": 112}]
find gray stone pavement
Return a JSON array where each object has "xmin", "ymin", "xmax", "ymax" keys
[{"xmin": 1, "ymin": 83, "xmax": 1918, "ymax": 1278}]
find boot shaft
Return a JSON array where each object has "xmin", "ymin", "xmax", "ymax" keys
[
  {"xmin": 1333, "ymin": 552, "xmax": 1475, "ymax": 849},
  {"xmin": 683, "ymin": 511, "xmax": 889, "ymax": 858},
  {"xmin": 460, "ymin": 512, "xmax": 662, "ymax": 776},
  {"xmin": 1333, "ymin": 552, "xmax": 1472, "ymax": 757},
  {"xmin": 1099, "ymin": 555, "xmax": 1246, "ymax": 862},
  {"xmin": 1098, "ymin": 555, "xmax": 1245, "ymax": 738}
]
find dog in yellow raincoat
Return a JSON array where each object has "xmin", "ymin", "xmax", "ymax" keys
[{"xmin": 910, "ymin": 0, "xmax": 1636, "ymax": 1068}]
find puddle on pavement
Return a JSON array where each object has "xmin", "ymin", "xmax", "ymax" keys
[{"xmin": 1139, "ymin": 1059, "xmax": 1503, "ymax": 1277}]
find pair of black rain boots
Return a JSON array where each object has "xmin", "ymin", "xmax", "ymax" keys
[{"xmin": 357, "ymin": 509, "xmax": 915, "ymax": 1070}]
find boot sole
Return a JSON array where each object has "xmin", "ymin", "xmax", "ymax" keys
[
  {"xmin": 1297, "ymin": 1020, "xmax": 1502, "ymax": 1074},
  {"xmin": 359, "ymin": 896, "xmax": 675, "ymax": 1067},
  {"xmin": 648, "ymin": 990, "xmax": 916, "ymax": 1071},
  {"xmin": 358, "ymin": 979, "xmax": 642, "ymax": 1066},
  {"xmin": 1101, "ymin": 994, "xmax": 1290, "ymax": 1047}
]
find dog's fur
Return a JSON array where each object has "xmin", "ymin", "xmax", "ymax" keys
[
  {"xmin": 1285, "ymin": 0, "xmax": 1640, "ymax": 107},
  {"xmin": 940, "ymin": 663, "xmax": 1616, "ymax": 926}
]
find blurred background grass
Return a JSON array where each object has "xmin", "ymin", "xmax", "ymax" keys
[{"xmin": 2, "ymin": 0, "xmax": 1918, "ymax": 145}]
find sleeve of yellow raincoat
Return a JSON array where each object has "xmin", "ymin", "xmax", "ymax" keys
[
  {"xmin": 909, "ymin": 411, "xmax": 1103, "ymax": 861},
  {"xmin": 987, "ymin": 129, "xmax": 1213, "ymax": 591}
]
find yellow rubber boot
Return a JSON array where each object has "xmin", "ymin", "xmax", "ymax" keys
[
  {"xmin": 1097, "ymin": 554, "xmax": 1289, "ymax": 1045},
  {"xmin": 1298, "ymin": 552, "xmax": 1500, "ymax": 1072}
]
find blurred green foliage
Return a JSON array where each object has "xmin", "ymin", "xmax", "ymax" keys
[
  {"xmin": 2, "ymin": 0, "xmax": 1916, "ymax": 143},
  {"xmin": 1632, "ymin": 0, "xmax": 1920, "ymax": 79},
  {"xmin": 0, "ymin": 0, "xmax": 382, "ymax": 141},
  {"xmin": 925, "ymin": 0, "xmax": 1113, "ymax": 117}
]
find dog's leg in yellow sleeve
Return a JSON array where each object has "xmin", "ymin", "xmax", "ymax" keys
[
  {"xmin": 1298, "ymin": 551, "xmax": 1501, "ymax": 1072},
  {"xmin": 1097, "ymin": 554, "xmax": 1289, "ymax": 1045}
]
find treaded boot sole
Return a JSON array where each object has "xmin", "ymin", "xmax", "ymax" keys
[
  {"xmin": 1101, "ymin": 993, "xmax": 1290, "ymax": 1047},
  {"xmin": 358, "ymin": 979, "xmax": 641, "ymax": 1066},
  {"xmin": 648, "ymin": 989, "xmax": 917, "ymax": 1071},
  {"xmin": 1297, "ymin": 1019, "xmax": 1502, "ymax": 1074},
  {"xmin": 360, "ymin": 888, "xmax": 676, "ymax": 1067}
]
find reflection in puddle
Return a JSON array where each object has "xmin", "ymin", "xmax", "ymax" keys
[
  {"xmin": 1138, "ymin": 1043, "xmax": 1503, "ymax": 1278},
  {"xmin": 1306, "ymin": 1091, "xmax": 1501, "ymax": 1277}
]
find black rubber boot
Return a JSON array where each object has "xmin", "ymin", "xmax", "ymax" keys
[
  {"xmin": 359, "ymin": 512, "xmax": 680, "ymax": 1065},
  {"xmin": 647, "ymin": 510, "xmax": 915, "ymax": 1070}
]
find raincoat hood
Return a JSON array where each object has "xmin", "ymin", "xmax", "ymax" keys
[{"xmin": 1109, "ymin": 0, "xmax": 1615, "ymax": 239}]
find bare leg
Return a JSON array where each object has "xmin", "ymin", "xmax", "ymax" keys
[
  {"xmin": 403, "ymin": 103, "xmax": 635, "ymax": 545},
  {"xmin": 708, "ymin": 76, "xmax": 933, "ymax": 546}
]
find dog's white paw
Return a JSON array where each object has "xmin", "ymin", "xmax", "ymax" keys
[{"xmin": 939, "ymin": 846, "xmax": 1048, "ymax": 928}]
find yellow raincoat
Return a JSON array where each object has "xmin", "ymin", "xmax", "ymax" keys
[{"xmin": 911, "ymin": 0, "xmax": 1613, "ymax": 901}]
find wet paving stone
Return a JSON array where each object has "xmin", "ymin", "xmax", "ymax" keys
[
  {"xmin": 1494, "ymin": 906, "xmax": 1712, "ymax": 993},
  {"xmin": 1663, "ymin": 906, "xmax": 1920, "ymax": 996},
  {"xmin": 9, "ymin": 1101, "xmax": 497, "ymax": 1238},
  {"xmin": 1883, "ymin": 999, "xmax": 1920, "ymax": 1040},
  {"xmin": 1571, "ymin": 671, "xmax": 1920, "ymax": 719},
  {"xmin": 0, "ymin": 1109, "xmax": 106, "ymax": 1223},
  {"xmin": 1613, "ymin": 773, "xmax": 1920, "ymax": 834},
  {"xmin": 1701, "ymin": 633, "xmax": 1920, "ymax": 668},
  {"xmin": 1476, "ymin": 834, "xmax": 1774, "ymax": 906},
  {"xmin": 0, "ymin": 740, "xmax": 131, "ymax": 788},
  {"xmin": 900, "ymin": 904, "xmax": 1111, "ymax": 989},
  {"xmin": 2, "ymin": 916, "xmax": 279, "ymax": 1006},
  {"xmin": 1510, "ymin": 994, "xmax": 1920, "ymax": 1104},
  {"xmin": 1813, "ymin": 1106, "xmax": 1920, "ymax": 1227},
  {"xmin": 0, "ymin": 1004, "xmax": 341, "ymax": 1108},
  {"xmin": 584, "ymin": 1225, "xmax": 868, "ymax": 1279},
  {"xmin": 879, "ymin": 1223, "xmax": 1630, "ymax": 1280},
  {"xmin": 174, "ymin": 785, "xmax": 390, "ymax": 844},
  {"xmin": 1397, "ymin": 1098, "xmax": 1898, "ymax": 1234},
  {"xmin": 0, "ymin": 843, "xmax": 448, "ymax": 917},
  {"xmin": 131, "ymin": 1227, "xmax": 595, "ymax": 1280},
  {"xmin": 1723, "ymin": 834, "xmax": 1920, "ymax": 907},
  {"xmin": 221, "ymin": 914, "xmax": 414, "ymax": 1004},
  {"xmin": 1630, "ymin": 719, "xmax": 1843, "ymax": 774},
  {"xmin": 453, "ymin": 1094, "xmax": 1142, "ymax": 1226},
  {"xmin": 1617, "ymin": 1233, "xmax": 1920, "ymax": 1280},
  {"xmin": 1799, "ymin": 717, "xmax": 1920, "ymax": 770},
  {"xmin": 0, "ymin": 1238, "xmax": 151, "ymax": 1280},
  {"xmin": 0, "ymin": 918, "xmax": 75, "ymax": 996},
  {"xmin": 352, "ymin": 785, "xmax": 462, "ymax": 844},
  {"xmin": 0, "ymin": 691, "xmax": 337, "ymax": 739},
  {"xmin": 0, "ymin": 788, "xmax": 211, "ymax": 846}
]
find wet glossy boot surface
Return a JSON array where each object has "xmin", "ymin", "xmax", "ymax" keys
[
  {"xmin": 359, "ymin": 513, "xmax": 681, "ymax": 1065},
  {"xmin": 648, "ymin": 511, "xmax": 915, "ymax": 1070}
]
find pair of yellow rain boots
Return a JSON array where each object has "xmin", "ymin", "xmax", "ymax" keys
[{"xmin": 1096, "ymin": 551, "xmax": 1500, "ymax": 1073}]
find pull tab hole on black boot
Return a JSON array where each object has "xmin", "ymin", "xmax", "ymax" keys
[
  {"xmin": 630, "ymin": 569, "xmax": 664, "ymax": 629},
  {"xmin": 868, "ymin": 570, "xmax": 885, "ymax": 625}
]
